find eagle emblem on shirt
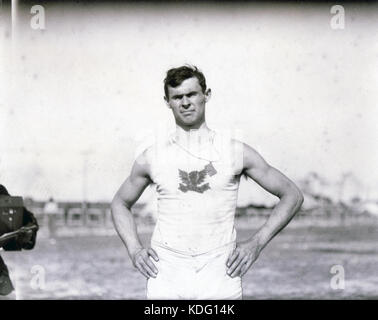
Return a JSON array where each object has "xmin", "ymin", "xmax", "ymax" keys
[{"xmin": 178, "ymin": 163, "xmax": 216, "ymax": 193}]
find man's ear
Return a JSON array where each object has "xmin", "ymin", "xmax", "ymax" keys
[
  {"xmin": 164, "ymin": 96, "xmax": 171, "ymax": 108},
  {"xmin": 205, "ymin": 88, "xmax": 212, "ymax": 103}
]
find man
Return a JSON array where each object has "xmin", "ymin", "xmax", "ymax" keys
[
  {"xmin": 0, "ymin": 184, "xmax": 39, "ymax": 297},
  {"xmin": 111, "ymin": 65, "xmax": 304, "ymax": 299},
  {"xmin": 44, "ymin": 197, "xmax": 59, "ymax": 240}
]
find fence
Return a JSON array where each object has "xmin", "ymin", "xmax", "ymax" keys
[{"xmin": 26, "ymin": 200, "xmax": 377, "ymax": 231}]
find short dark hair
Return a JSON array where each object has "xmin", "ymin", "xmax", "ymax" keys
[{"xmin": 164, "ymin": 65, "xmax": 207, "ymax": 99}]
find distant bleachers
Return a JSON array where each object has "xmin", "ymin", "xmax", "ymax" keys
[
  {"xmin": 67, "ymin": 208, "xmax": 85, "ymax": 226},
  {"xmin": 86, "ymin": 208, "xmax": 105, "ymax": 226}
]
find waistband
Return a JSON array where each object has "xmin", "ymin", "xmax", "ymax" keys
[{"xmin": 151, "ymin": 240, "xmax": 236, "ymax": 257}]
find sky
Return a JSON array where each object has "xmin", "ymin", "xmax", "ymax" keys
[{"xmin": 0, "ymin": 2, "xmax": 377, "ymax": 205}]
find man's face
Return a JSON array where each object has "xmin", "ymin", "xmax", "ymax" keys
[{"xmin": 165, "ymin": 77, "xmax": 211, "ymax": 129}]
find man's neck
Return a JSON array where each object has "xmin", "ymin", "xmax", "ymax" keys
[
  {"xmin": 174, "ymin": 123, "xmax": 214, "ymax": 145},
  {"xmin": 172, "ymin": 123, "xmax": 220, "ymax": 162}
]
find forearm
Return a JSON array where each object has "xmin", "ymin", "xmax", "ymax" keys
[
  {"xmin": 254, "ymin": 189, "xmax": 303, "ymax": 250},
  {"xmin": 111, "ymin": 200, "xmax": 144, "ymax": 258}
]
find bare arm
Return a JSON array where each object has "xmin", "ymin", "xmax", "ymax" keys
[
  {"xmin": 227, "ymin": 142, "xmax": 304, "ymax": 277},
  {"xmin": 242, "ymin": 143, "xmax": 304, "ymax": 247},
  {"xmin": 111, "ymin": 152, "xmax": 158, "ymax": 279}
]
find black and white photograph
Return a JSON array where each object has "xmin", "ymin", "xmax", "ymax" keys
[{"xmin": 1, "ymin": 0, "xmax": 377, "ymax": 303}]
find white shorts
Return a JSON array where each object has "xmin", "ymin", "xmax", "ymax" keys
[{"xmin": 146, "ymin": 241, "xmax": 242, "ymax": 300}]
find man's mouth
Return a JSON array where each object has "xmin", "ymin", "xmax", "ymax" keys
[{"xmin": 181, "ymin": 111, "xmax": 194, "ymax": 116}]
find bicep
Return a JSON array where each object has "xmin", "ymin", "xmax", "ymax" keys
[
  {"xmin": 113, "ymin": 156, "xmax": 152, "ymax": 209},
  {"xmin": 242, "ymin": 144, "xmax": 299, "ymax": 198}
]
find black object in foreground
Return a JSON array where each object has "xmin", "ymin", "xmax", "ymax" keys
[
  {"xmin": 0, "ymin": 224, "xmax": 39, "ymax": 248},
  {"xmin": 0, "ymin": 196, "xmax": 24, "ymax": 233}
]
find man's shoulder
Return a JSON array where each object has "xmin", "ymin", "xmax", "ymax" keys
[
  {"xmin": 213, "ymin": 130, "xmax": 245, "ymax": 147},
  {"xmin": 224, "ymin": 137, "xmax": 260, "ymax": 155},
  {"xmin": 216, "ymin": 135, "xmax": 266, "ymax": 170},
  {"xmin": 133, "ymin": 137, "xmax": 171, "ymax": 174},
  {"xmin": 214, "ymin": 132, "xmax": 246, "ymax": 158}
]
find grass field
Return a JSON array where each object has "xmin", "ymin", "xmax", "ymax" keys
[{"xmin": 1, "ymin": 217, "xmax": 378, "ymax": 300}]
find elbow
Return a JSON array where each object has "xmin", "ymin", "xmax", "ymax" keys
[
  {"xmin": 110, "ymin": 194, "xmax": 131, "ymax": 216},
  {"xmin": 299, "ymin": 192, "xmax": 304, "ymax": 208},
  {"xmin": 295, "ymin": 188, "xmax": 304, "ymax": 209},
  {"xmin": 110, "ymin": 195, "xmax": 121, "ymax": 217},
  {"xmin": 110, "ymin": 194, "xmax": 118, "ymax": 208},
  {"xmin": 284, "ymin": 184, "xmax": 304, "ymax": 210}
]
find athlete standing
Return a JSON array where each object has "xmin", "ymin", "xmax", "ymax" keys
[{"xmin": 111, "ymin": 65, "xmax": 304, "ymax": 299}]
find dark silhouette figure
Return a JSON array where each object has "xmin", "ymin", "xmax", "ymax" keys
[{"xmin": 0, "ymin": 185, "xmax": 39, "ymax": 296}]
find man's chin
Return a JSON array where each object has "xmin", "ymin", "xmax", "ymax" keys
[{"xmin": 178, "ymin": 119, "xmax": 197, "ymax": 127}]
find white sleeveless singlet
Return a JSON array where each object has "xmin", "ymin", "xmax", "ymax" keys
[{"xmin": 145, "ymin": 131, "xmax": 244, "ymax": 255}]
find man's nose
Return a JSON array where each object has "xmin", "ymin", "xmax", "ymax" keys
[{"xmin": 181, "ymin": 96, "xmax": 190, "ymax": 108}]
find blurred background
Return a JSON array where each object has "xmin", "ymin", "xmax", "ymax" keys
[{"xmin": 0, "ymin": 0, "xmax": 377, "ymax": 299}]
